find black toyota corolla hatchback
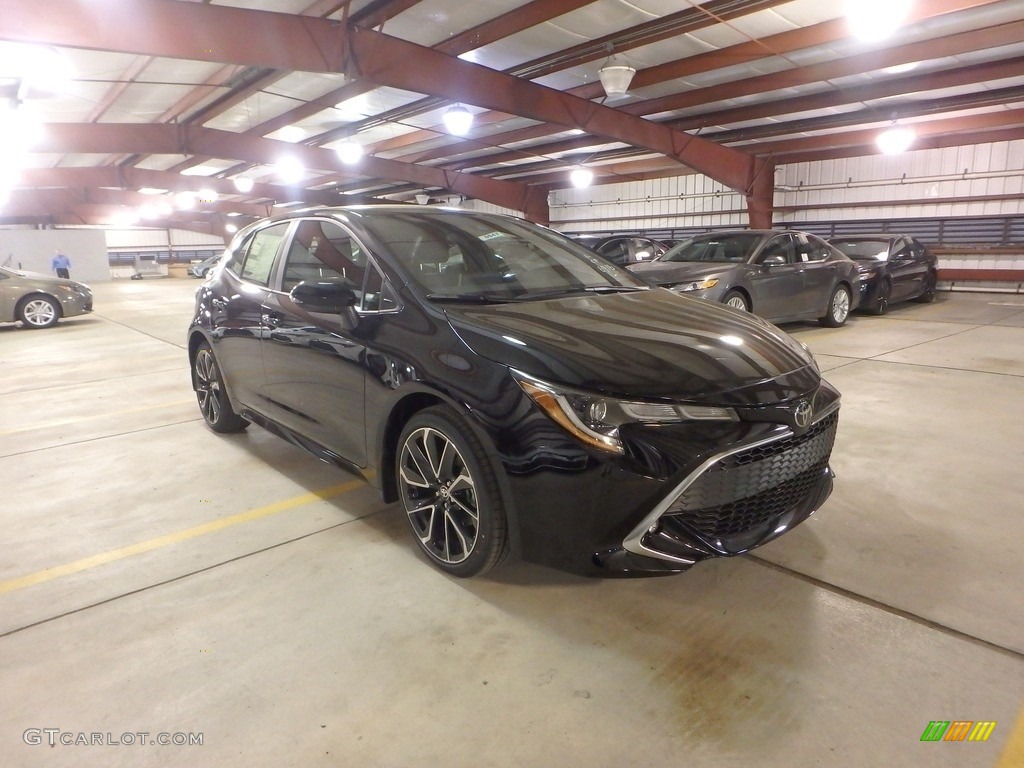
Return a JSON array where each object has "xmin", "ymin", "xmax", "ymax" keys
[{"xmin": 188, "ymin": 206, "xmax": 841, "ymax": 578}]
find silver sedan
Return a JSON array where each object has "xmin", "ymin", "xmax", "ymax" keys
[
  {"xmin": 0, "ymin": 266, "xmax": 94, "ymax": 329},
  {"xmin": 628, "ymin": 230, "xmax": 861, "ymax": 327}
]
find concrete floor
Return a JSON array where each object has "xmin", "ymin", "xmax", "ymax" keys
[{"xmin": 1, "ymin": 279, "xmax": 1022, "ymax": 767}]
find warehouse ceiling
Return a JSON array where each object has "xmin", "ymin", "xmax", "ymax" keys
[{"xmin": 0, "ymin": 0, "xmax": 1022, "ymax": 235}]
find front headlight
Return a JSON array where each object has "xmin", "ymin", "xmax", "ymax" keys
[
  {"xmin": 672, "ymin": 277, "xmax": 719, "ymax": 292},
  {"xmin": 514, "ymin": 372, "xmax": 738, "ymax": 454}
]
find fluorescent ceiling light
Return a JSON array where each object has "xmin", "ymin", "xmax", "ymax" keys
[
  {"xmin": 336, "ymin": 141, "xmax": 363, "ymax": 165},
  {"xmin": 198, "ymin": 188, "xmax": 218, "ymax": 203},
  {"xmin": 846, "ymin": 0, "xmax": 911, "ymax": 42},
  {"xmin": 138, "ymin": 187, "xmax": 167, "ymax": 195},
  {"xmin": 570, "ymin": 166, "xmax": 594, "ymax": 188},
  {"xmin": 276, "ymin": 157, "xmax": 305, "ymax": 185},
  {"xmin": 442, "ymin": 105, "xmax": 474, "ymax": 136},
  {"xmin": 876, "ymin": 125, "xmax": 916, "ymax": 155},
  {"xmin": 233, "ymin": 176, "xmax": 255, "ymax": 193},
  {"xmin": 884, "ymin": 61, "xmax": 919, "ymax": 75}
]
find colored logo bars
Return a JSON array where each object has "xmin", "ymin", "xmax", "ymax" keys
[{"xmin": 921, "ymin": 721, "xmax": 997, "ymax": 742}]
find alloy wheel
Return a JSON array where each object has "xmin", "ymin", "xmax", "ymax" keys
[
  {"xmin": 194, "ymin": 348, "xmax": 224, "ymax": 426},
  {"xmin": 831, "ymin": 288, "xmax": 850, "ymax": 324},
  {"xmin": 399, "ymin": 427, "xmax": 480, "ymax": 565},
  {"xmin": 22, "ymin": 298, "xmax": 58, "ymax": 328}
]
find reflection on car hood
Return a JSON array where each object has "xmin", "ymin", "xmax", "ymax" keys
[
  {"xmin": 628, "ymin": 261, "xmax": 732, "ymax": 284},
  {"xmin": 444, "ymin": 288, "xmax": 818, "ymax": 406}
]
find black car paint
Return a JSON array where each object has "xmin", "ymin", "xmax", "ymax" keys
[
  {"xmin": 828, "ymin": 235, "xmax": 938, "ymax": 312},
  {"xmin": 189, "ymin": 207, "xmax": 840, "ymax": 576}
]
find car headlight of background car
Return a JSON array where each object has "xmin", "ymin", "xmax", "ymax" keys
[
  {"xmin": 514, "ymin": 372, "xmax": 738, "ymax": 454},
  {"xmin": 670, "ymin": 277, "xmax": 719, "ymax": 292}
]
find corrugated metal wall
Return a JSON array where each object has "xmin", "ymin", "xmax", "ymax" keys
[{"xmin": 551, "ymin": 140, "xmax": 1024, "ymax": 239}]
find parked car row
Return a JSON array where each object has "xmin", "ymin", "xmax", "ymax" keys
[{"xmin": 593, "ymin": 229, "xmax": 938, "ymax": 326}]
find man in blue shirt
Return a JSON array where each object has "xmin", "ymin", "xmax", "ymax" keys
[{"xmin": 52, "ymin": 251, "xmax": 71, "ymax": 279}]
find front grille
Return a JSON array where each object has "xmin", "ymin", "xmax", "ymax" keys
[{"xmin": 664, "ymin": 412, "xmax": 838, "ymax": 539}]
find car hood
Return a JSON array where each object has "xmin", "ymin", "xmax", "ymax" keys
[
  {"xmin": 628, "ymin": 261, "xmax": 732, "ymax": 285},
  {"xmin": 443, "ymin": 289, "xmax": 818, "ymax": 406}
]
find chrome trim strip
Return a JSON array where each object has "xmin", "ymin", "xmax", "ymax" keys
[{"xmin": 622, "ymin": 398, "xmax": 840, "ymax": 564}]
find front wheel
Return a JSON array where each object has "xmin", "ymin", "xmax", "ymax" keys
[
  {"xmin": 17, "ymin": 295, "xmax": 60, "ymax": 329},
  {"xmin": 723, "ymin": 290, "xmax": 750, "ymax": 312},
  {"xmin": 820, "ymin": 285, "xmax": 851, "ymax": 327},
  {"xmin": 193, "ymin": 342, "xmax": 248, "ymax": 433},
  {"xmin": 397, "ymin": 406, "xmax": 509, "ymax": 577}
]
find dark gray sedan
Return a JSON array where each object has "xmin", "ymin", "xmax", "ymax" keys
[{"xmin": 628, "ymin": 230, "xmax": 860, "ymax": 327}]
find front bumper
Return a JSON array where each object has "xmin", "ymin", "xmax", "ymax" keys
[{"xmin": 504, "ymin": 382, "xmax": 841, "ymax": 576}]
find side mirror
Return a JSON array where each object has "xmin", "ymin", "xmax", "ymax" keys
[
  {"xmin": 762, "ymin": 255, "xmax": 786, "ymax": 268},
  {"xmin": 290, "ymin": 278, "xmax": 358, "ymax": 314}
]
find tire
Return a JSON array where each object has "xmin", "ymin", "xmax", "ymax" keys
[
  {"xmin": 872, "ymin": 279, "xmax": 891, "ymax": 315},
  {"xmin": 820, "ymin": 284, "xmax": 851, "ymax": 327},
  {"xmin": 915, "ymin": 271, "xmax": 937, "ymax": 303},
  {"xmin": 17, "ymin": 295, "xmax": 61, "ymax": 329},
  {"xmin": 192, "ymin": 342, "xmax": 248, "ymax": 433},
  {"xmin": 722, "ymin": 290, "xmax": 750, "ymax": 312},
  {"xmin": 396, "ymin": 406, "xmax": 509, "ymax": 577}
]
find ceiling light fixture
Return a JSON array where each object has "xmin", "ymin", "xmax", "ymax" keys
[
  {"xmin": 846, "ymin": 0, "xmax": 911, "ymax": 43},
  {"xmin": 233, "ymin": 176, "xmax": 254, "ymax": 194},
  {"xmin": 442, "ymin": 104, "xmax": 474, "ymax": 136},
  {"xmin": 876, "ymin": 122, "xmax": 916, "ymax": 155},
  {"xmin": 276, "ymin": 156, "xmax": 305, "ymax": 185},
  {"xmin": 597, "ymin": 55, "xmax": 636, "ymax": 98},
  {"xmin": 225, "ymin": 223, "xmax": 238, "ymax": 234},
  {"xmin": 336, "ymin": 141, "xmax": 363, "ymax": 165},
  {"xmin": 570, "ymin": 166, "xmax": 594, "ymax": 188},
  {"xmin": 174, "ymin": 191, "xmax": 196, "ymax": 209},
  {"xmin": 198, "ymin": 187, "xmax": 218, "ymax": 203}
]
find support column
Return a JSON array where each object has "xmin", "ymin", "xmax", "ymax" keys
[{"xmin": 746, "ymin": 158, "xmax": 775, "ymax": 229}]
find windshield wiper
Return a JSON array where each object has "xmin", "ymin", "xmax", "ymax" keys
[
  {"xmin": 425, "ymin": 293, "xmax": 513, "ymax": 304},
  {"xmin": 582, "ymin": 285, "xmax": 649, "ymax": 294}
]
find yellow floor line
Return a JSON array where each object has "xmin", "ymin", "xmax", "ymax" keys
[
  {"xmin": 0, "ymin": 480, "xmax": 364, "ymax": 595},
  {"xmin": 0, "ymin": 399, "xmax": 195, "ymax": 435},
  {"xmin": 997, "ymin": 705, "xmax": 1024, "ymax": 768}
]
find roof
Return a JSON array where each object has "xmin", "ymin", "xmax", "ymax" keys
[{"xmin": 2, "ymin": 0, "xmax": 1021, "ymax": 235}]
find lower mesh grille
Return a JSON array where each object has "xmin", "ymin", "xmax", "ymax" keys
[{"xmin": 664, "ymin": 412, "xmax": 838, "ymax": 540}]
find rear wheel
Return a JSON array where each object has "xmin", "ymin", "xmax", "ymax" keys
[
  {"xmin": 397, "ymin": 406, "xmax": 509, "ymax": 577},
  {"xmin": 915, "ymin": 271, "xmax": 937, "ymax": 303},
  {"xmin": 17, "ymin": 295, "xmax": 60, "ymax": 329},
  {"xmin": 193, "ymin": 342, "xmax": 248, "ymax": 433},
  {"xmin": 723, "ymin": 290, "xmax": 749, "ymax": 312},
  {"xmin": 820, "ymin": 285, "xmax": 851, "ymax": 327}
]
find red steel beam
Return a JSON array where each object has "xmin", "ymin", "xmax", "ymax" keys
[{"xmin": 31, "ymin": 123, "xmax": 549, "ymax": 221}]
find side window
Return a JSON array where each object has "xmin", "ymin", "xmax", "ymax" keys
[
  {"xmin": 801, "ymin": 235, "xmax": 831, "ymax": 262},
  {"xmin": 281, "ymin": 219, "xmax": 367, "ymax": 297},
  {"xmin": 361, "ymin": 263, "xmax": 400, "ymax": 312},
  {"xmin": 760, "ymin": 235, "xmax": 796, "ymax": 264},
  {"xmin": 597, "ymin": 239, "xmax": 629, "ymax": 264},
  {"xmin": 227, "ymin": 223, "xmax": 289, "ymax": 286}
]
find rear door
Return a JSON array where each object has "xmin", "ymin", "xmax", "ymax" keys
[{"xmin": 212, "ymin": 221, "xmax": 291, "ymax": 410}]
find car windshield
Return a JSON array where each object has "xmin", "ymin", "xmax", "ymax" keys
[
  {"xmin": 831, "ymin": 239, "xmax": 890, "ymax": 261},
  {"xmin": 660, "ymin": 232, "xmax": 762, "ymax": 263},
  {"xmin": 360, "ymin": 211, "xmax": 647, "ymax": 301}
]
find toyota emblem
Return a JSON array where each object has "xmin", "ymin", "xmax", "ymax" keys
[{"xmin": 794, "ymin": 400, "xmax": 813, "ymax": 429}]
